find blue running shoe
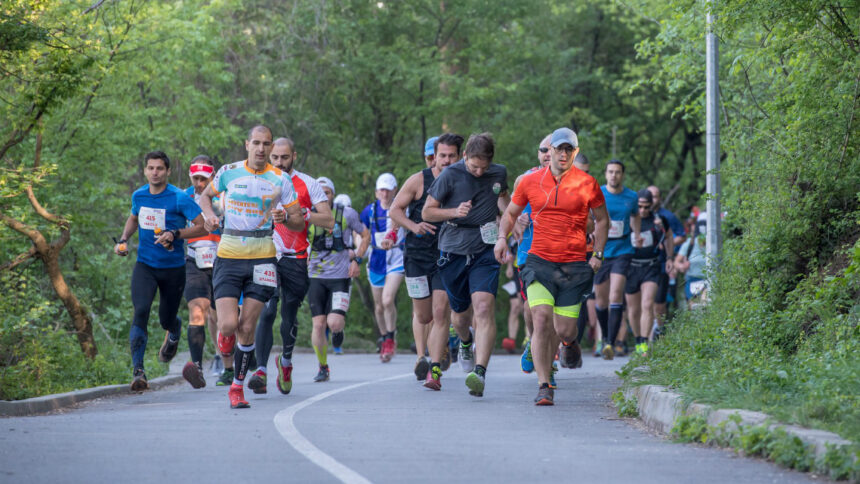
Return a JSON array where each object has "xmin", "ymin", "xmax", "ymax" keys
[
  {"xmin": 521, "ymin": 339, "xmax": 534, "ymax": 374},
  {"xmin": 448, "ymin": 325, "xmax": 460, "ymax": 363}
]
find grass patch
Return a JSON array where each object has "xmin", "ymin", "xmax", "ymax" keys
[{"xmin": 612, "ymin": 390, "xmax": 639, "ymax": 418}]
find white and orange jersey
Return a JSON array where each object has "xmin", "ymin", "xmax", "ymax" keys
[{"xmin": 273, "ymin": 169, "xmax": 327, "ymax": 258}]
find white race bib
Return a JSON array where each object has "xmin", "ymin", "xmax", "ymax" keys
[
  {"xmin": 634, "ymin": 231, "xmax": 654, "ymax": 248},
  {"xmin": 405, "ymin": 276, "xmax": 430, "ymax": 299},
  {"xmin": 194, "ymin": 246, "xmax": 217, "ymax": 269},
  {"xmin": 480, "ymin": 221, "xmax": 499, "ymax": 244},
  {"xmin": 374, "ymin": 232, "xmax": 386, "ymax": 248},
  {"xmin": 690, "ymin": 280, "xmax": 708, "ymax": 297},
  {"xmin": 252, "ymin": 264, "xmax": 278, "ymax": 288},
  {"xmin": 139, "ymin": 207, "xmax": 166, "ymax": 232},
  {"xmin": 608, "ymin": 220, "xmax": 625, "ymax": 238},
  {"xmin": 501, "ymin": 280, "xmax": 517, "ymax": 297},
  {"xmin": 331, "ymin": 291, "xmax": 350, "ymax": 312}
]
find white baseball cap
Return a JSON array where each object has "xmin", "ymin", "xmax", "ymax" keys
[
  {"xmin": 334, "ymin": 194, "xmax": 352, "ymax": 207},
  {"xmin": 376, "ymin": 173, "xmax": 397, "ymax": 191},
  {"xmin": 317, "ymin": 177, "xmax": 335, "ymax": 194}
]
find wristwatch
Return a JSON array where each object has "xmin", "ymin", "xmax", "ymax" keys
[
  {"xmin": 352, "ymin": 256, "xmax": 364, "ymax": 264},
  {"xmin": 593, "ymin": 251, "xmax": 604, "ymax": 261},
  {"xmin": 171, "ymin": 229, "xmax": 181, "ymax": 241}
]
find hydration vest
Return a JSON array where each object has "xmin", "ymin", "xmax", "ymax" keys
[{"xmin": 309, "ymin": 204, "xmax": 347, "ymax": 252}]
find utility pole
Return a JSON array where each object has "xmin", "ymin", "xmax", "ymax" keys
[{"xmin": 706, "ymin": 2, "xmax": 722, "ymax": 265}]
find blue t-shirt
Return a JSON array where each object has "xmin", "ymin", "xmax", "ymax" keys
[
  {"xmin": 515, "ymin": 204, "xmax": 533, "ymax": 267},
  {"xmin": 360, "ymin": 200, "xmax": 398, "ymax": 275},
  {"xmin": 602, "ymin": 186, "xmax": 638, "ymax": 259},
  {"xmin": 131, "ymin": 184, "xmax": 201, "ymax": 269}
]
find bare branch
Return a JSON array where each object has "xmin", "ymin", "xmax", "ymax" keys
[
  {"xmin": 0, "ymin": 247, "xmax": 36, "ymax": 271},
  {"xmin": 0, "ymin": 210, "xmax": 49, "ymax": 253},
  {"xmin": 84, "ymin": 0, "xmax": 107, "ymax": 14}
]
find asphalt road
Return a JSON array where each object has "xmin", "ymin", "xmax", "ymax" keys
[{"xmin": 0, "ymin": 351, "xmax": 818, "ymax": 484}]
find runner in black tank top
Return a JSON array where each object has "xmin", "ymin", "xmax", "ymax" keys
[{"xmin": 389, "ymin": 133, "xmax": 463, "ymax": 390}]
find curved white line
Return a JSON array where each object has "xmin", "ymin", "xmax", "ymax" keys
[{"xmin": 273, "ymin": 373, "xmax": 411, "ymax": 484}]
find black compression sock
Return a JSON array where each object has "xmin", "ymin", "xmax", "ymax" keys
[
  {"xmin": 187, "ymin": 325, "xmax": 206, "ymax": 367},
  {"xmin": 475, "ymin": 365, "xmax": 486, "ymax": 377},
  {"xmin": 234, "ymin": 342, "xmax": 255, "ymax": 382},
  {"xmin": 576, "ymin": 307, "xmax": 588, "ymax": 344},
  {"xmin": 596, "ymin": 306, "xmax": 609, "ymax": 343},
  {"xmin": 385, "ymin": 331, "xmax": 395, "ymax": 341},
  {"xmin": 608, "ymin": 304, "xmax": 624, "ymax": 344}
]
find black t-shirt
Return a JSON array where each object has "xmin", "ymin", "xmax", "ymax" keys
[
  {"xmin": 427, "ymin": 160, "xmax": 508, "ymax": 255},
  {"xmin": 633, "ymin": 213, "xmax": 670, "ymax": 260}
]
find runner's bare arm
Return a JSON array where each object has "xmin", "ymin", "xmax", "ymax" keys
[
  {"xmin": 284, "ymin": 202, "xmax": 304, "ymax": 231},
  {"xmin": 497, "ymin": 190, "xmax": 510, "ymax": 215},
  {"xmin": 631, "ymin": 210, "xmax": 642, "ymax": 247},
  {"xmin": 181, "ymin": 214, "xmax": 208, "ymax": 240},
  {"xmin": 309, "ymin": 201, "xmax": 334, "ymax": 230},
  {"xmin": 355, "ymin": 227, "xmax": 371, "ymax": 260},
  {"xmin": 114, "ymin": 215, "xmax": 138, "ymax": 255},
  {"xmin": 422, "ymin": 194, "xmax": 469, "ymax": 222},
  {"xmin": 199, "ymin": 184, "xmax": 219, "ymax": 232},
  {"xmin": 590, "ymin": 204, "xmax": 610, "ymax": 271},
  {"xmin": 495, "ymin": 199, "xmax": 524, "ymax": 263},
  {"xmin": 664, "ymin": 227, "xmax": 675, "ymax": 272},
  {"xmin": 389, "ymin": 173, "xmax": 434, "ymax": 235}
]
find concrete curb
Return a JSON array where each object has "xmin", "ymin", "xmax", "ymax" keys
[
  {"xmin": 0, "ymin": 353, "xmax": 189, "ymax": 418},
  {"xmin": 623, "ymin": 384, "xmax": 854, "ymax": 460}
]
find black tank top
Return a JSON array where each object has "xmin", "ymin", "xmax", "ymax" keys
[
  {"xmin": 405, "ymin": 168, "xmax": 441, "ymax": 251},
  {"xmin": 633, "ymin": 214, "xmax": 667, "ymax": 260}
]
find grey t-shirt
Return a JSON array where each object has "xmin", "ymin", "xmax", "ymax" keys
[
  {"xmin": 308, "ymin": 207, "xmax": 366, "ymax": 279},
  {"xmin": 427, "ymin": 159, "xmax": 508, "ymax": 255}
]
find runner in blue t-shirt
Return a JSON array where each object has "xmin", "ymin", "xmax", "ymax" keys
[
  {"xmin": 592, "ymin": 160, "xmax": 640, "ymax": 360},
  {"xmin": 114, "ymin": 151, "xmax": 206, "ymax": 391}
]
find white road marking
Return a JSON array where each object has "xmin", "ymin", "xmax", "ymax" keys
[{"xmin": 273, "ymin": 373, "xmax": 411, "ymax": 484}]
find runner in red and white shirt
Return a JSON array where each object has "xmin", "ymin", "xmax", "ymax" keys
[{"xmin": 246, "ymin": 137, "xmax": 334, "ymax": 396}]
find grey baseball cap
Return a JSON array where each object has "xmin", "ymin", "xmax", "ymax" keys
[{"xmin": 550, "ymin": 127, "xmax": 579, "ymax": 148}]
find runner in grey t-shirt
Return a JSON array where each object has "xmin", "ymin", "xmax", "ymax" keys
[
  {"xmin": 306, "ymin": 178, "xmax": 370, "ymax": 382},
  {"xmin": 422, "ymin": 133, "xmax": 510, "ymax": 398}
]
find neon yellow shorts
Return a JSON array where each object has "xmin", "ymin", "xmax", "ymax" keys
[{"xmin": 526, "ymin": 282, "xmax": 581, "ymax": 318}]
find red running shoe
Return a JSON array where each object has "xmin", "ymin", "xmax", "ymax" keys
[
  {"xmin": 217, "ymin": 331, "xmax": 236, "ymax": 357},
  {"xmin": 228, "ymin": 383, "xmax": 250, "ymax": 409},
  {"xmin": 501, "ymin": 337, "xmax": 516, "ymax": 353},
  {"xmin": 423, "ymin": 366, "xmax": 442, "ymax": 391},
  {"xmin": 380, "ymin": 338, "xmax": 394, "ymax": 363},
  {"xmin": 247, "ymin": 369, "xmax": 267, "ymax": 394}
]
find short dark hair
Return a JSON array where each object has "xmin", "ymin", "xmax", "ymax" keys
[
  {"xmin": 574, "ymin": 152, "xmax": 589, "ymax": 165},
  {"xmin": 247, "ymin": 124, "xmax": 272, "ymax": 141},
  {"xmin": 144, "ymin": 151, "xmax": 170, "ymax": 169},
  {"xmin": 273, "ymin": 137, "xmax": 295, "ymax": 152},
  {"xmin": 606, "ymin": 159, "xmax": 625, "ymax": 173},
  {"xmin": 191, "ymin": 154, "xmax": 213, "ymax": 166},
  {"xmin": 464, "ymin": 132, "xmax": 494, "ymax": 162},
  {"xmin": 434, "ymin": 133, "xmax": 464, "ymax": 156}
]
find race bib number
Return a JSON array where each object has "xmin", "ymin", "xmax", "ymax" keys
[
  {"xmin": 635, "ymin": 231, "xmax": 654, "ymax": 248},
  {"xmin": 331, "ymin": 291, "xmax": 350, "ymax": 312},
  {"xmin": 139, "ymin": 207, "xmax": 166, "ymax": 232},
  {"xmin": 501, "ymin": 280, "xmax": 517, "ymax": 297},
  {"xmin": 480, "ymin": 221, "xmax": 499, "ymax": 244},
  {"xmin": 252, "ymin": 264, "xmax": 278, "ymax": 288},
  {"xmin": 374, "ymin": 232, "xmax": 386, "ymax": 248},
  {"xmin": 194, "ymin": 246, "xmax": 217, "ymax": 269},
  {"xmin": 608, "ymin": 220, "xmax": 625, "ymax": 238},
  {"xmin": 405, "ymin": 276, "xmax": 430, "ymax": 299},
  {"xmin": 690, "ymin": 280, "xmax": 708, "ymax": 297}
]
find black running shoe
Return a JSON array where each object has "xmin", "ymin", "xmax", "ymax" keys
[
  {"xmin": 414, "ymin": 357, "xmax": 430, "ymax": 381},
  {"xmin": 182, "ymin": 361, "xmax": 206, "ymax": 389},
  {"xmin": 534, "ymin": 384, "xmax": 554, "ymax": 406},
  {"xmin": 313, "ymin": 365, "xmax": 330, "ymax": 382},
  {"xmin": 332, "ymin": 331, "xmax": 345, "ymax": 348},
  {"xmin": 561, "ymin": 342, "xmax": 582, "ymax": 369},
  {"xmin": 216, "ymin": 368, "xmax": 234, "ymax": 386},
  {"xmin": 158, "ymin": 333, "xmax": 179, "ymax": 363},
  {"xmin": 130, "ymin": 368, "xmax": 149, "ymax": 392}
]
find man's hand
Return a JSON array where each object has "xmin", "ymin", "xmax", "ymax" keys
[
  {"xmin": 348, "ymin": 260, "xmax": 360, "ymax": 278},
  {"xmin": 272, "ymin": 208, "xmax": 286, "ymax": 224},
  {"xmin": 454, "ymin": 200, "xmax": 472, "ymax": 218},
  {"xmin": 505, "ymin": 263, "xmax": 514, "ymax": 279},
  {"xmin": 411, "ymin": 221, "xmax": 437, "ymax": 236},
  {"xmin": 380, "ymin": 230, "xmax": 398, "ymax": 250},
  {"xmin": 155, "ymin": 230, "xmax": 174, "ymax": 248},
  {"xmin": 204, "ymin": 216, "xmax": 220, "ymax": 233},
  {"xmin": 512, "ymin": 212, "xmax": 529, "ymax": 242},
  {"xmin": 493, "ymin": 238, "xmax": 509, "ymax": 264},
  {"xmin": 589, "ymin": 255, "xmax": 602, "ymax": 273},
  {"xmin": 665, "ymin": 260, "xmax": 674, "ymax": 274},
  {"xmin": 114, "ymin": 242, "xmax": 128, "ymax": 256},
  {"xmin": 634, "ymin": 232, "xmax": 644, "ymax": 248}
]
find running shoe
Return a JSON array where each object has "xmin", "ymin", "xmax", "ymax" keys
[
  {"xmin": 247, "ymin": 369, "xmax": 267, "ymax": 394},
  {"xmin": 313, "ymin": 364, "xmax": 330, "ymax": 382},
  {"xmin": 440, "ymin": 347, "xmax": 451, "ymax": 372},
  {"xmin": 593, "ymin": 342, "xmax": 603, "ymax": 358},
  {"xmin": 333, "ymin": 346, "xmax": 344, "ymax": 355},
  {"xmin": 216, "ymin": 368, "xmax": 234, "ymax": 386},
  {"xmin": 534, "ymin": 384, "xmax": 554, "ymax": 406},
  {"xmin": 158, "ymin": 333, "xmax": 179, "ymax": 363},
  {"xmin": 549, "ymin": 364, "xmax": 558, "ymax": 390},
  {"xmin": 228, "ymin": 383, "xmax": 250, "ymax": 409},
  {"xmin": 210, "ymin": 354, "xmax": 224, "ymax": 376},
  {"xmin": 501, "ymin": 337, "xmax": 516, "ymax": 353},
  {"xmin": 459, "ymin": 341, "xmax": 475, "ymax": 373},
  {"xmin": 332, "ymin": 331, "xmax": 344, "ymax": 352},
  {"xmin": 380, "ymin": 338, "xmax": 394, "ymax": 363},
  {"xmin": 130, "ymin": 368, "xmax": 148, "ymax": 391},
  {"xmin": 635, "ymin": 342, "xmax": 650, "ymax": 357},
  {"xmin": 182, "ymin": 361, "xmax": 206, "ymax": 389},
  {"xmin": 423, "ymin": 366, "xmax": 442, "ymax": 391},
  {"xmin": 560, "ymin": 342, "xmax": 582, "ymax": 369},
  {"xmin": 614, "ymin": 342, "xmax": 627, "ymax": 357},
  {"xmin": 465, "ymin": 371, "xmax": 485, "ymax": 397},
  {"xmin": 521, "ymin": 340, "xmax": 534, "ymax": 373},
  {"xmin": 601, "ymin": 342, "xmax": 615, "ymax": 360},
  {"xmin": 376, "ymin": 336, "xmax": 384, "ymax": 353},
  {"xmin": 217, "ymin": 331, "xmax": 235, "ymax": 357},
  {"xmin": 414, "ymin": 356, "xmax": 430, "ymax": 381},
  {"xmin": 448, "ymin": 325, "xmax": 459, "ymax": 363},
  {"xmin": 275, "ymin": 357, "xmax": 293, "ymax": 394}
]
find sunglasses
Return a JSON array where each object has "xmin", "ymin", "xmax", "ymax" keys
[
  {"xmin": 638, "ymin": 204, "xmax": 652, "ymax": 209},
  {"xmin": 553, "ymin": 145, "xmax": 576, "ymax": 154},
  {"xmin": 538, "ymin": 147, "xmax": 549, "ymax": 153}
]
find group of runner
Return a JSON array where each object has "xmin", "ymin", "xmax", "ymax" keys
[{"xmin": 114, "ymin": 124, "xmax": 689, "ymax": 408}]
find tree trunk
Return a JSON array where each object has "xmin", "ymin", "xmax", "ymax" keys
[{"xmin": 43, "ymin": 247, "xmax": 97, "ymax": 359}]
